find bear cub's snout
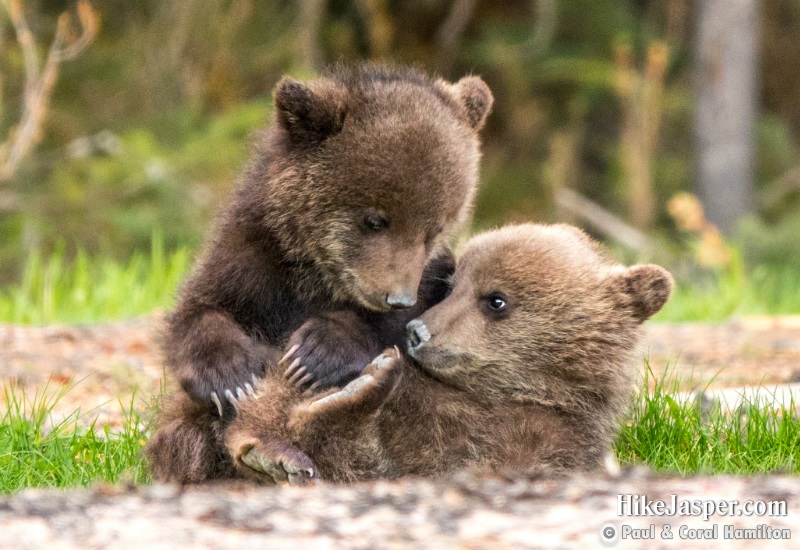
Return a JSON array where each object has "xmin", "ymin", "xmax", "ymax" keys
[{"xmin": 406, "ymin": 319, "xmax": 431, "ymax": 354}]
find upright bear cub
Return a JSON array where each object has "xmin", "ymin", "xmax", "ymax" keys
[
  {"xmin": 225, "ymin": 224, "xmax": 673, "ymax": 482},
  {"xmin": 146, "ymin": 64, "xmax": 493, "ymax": 482}
]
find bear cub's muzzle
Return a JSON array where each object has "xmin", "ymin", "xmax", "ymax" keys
[{"xmin": 406, "ymin": 319, "xmax": 431, "ymax": 355}]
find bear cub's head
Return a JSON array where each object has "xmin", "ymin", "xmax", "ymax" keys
[
  {"xmin": 407, "ymin": 223, "xmax": 672, "ymax": 416},
  {"xmin": 261, "ymin": 64, "xmax": 493, "ymax": 311}
]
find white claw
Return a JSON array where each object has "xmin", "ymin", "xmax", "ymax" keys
[
  {"xmin": 302, "ymin": 381, "xmax": 322, "ymax": 396},
  {"xmin": 224, "ymin": 388, "xmax": 237, "ymax": 406},
  {"xmin": 236, "ymin": 387, "xmax": 246, "ymax": 401},
  {"xmin": 210, "ymin": 392, "xmax": 223, "ymax": 416},
  {"xmin": 251, "ymin": 373, "xmax": 259, "ymax": 385},
  {"xmin": 305, "ymin": 468, "xmax": 314, "ymax": 478},
  {"xmin": 284, "ymin": 358, "xmax": 302, "ymax": 379},
  {"xmin": 245, "ymin": 383, "xmax": 255, "ymax": 397},
  {"xmin": 280, "ymin": 344, "xmax": 300, "ymax": 366},
  {"xmin": 295, "ymin": 373, "xmax": 313, "ymax": 387},
  {"xmin": 288, "ymin": 365, "xmax": 307, "ymax": 385}
]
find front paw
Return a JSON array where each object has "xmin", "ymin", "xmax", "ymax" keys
[
  {"xmin": 281, "ymin": 316, "xmax": 380, "ymax": 393},
  {"xmin": 180, "ymin": 344, "xmax": 270, "ymax": 417},
  {"xmin": 233, "ymin": 437, "xmax": 317, "ymax": 485},
  {"xmin": 300, "ymin": 348, "xmax": 400, "ymax": 417}
]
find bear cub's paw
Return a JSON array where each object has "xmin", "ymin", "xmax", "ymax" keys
[
  {"xmin": 281, "ymin": 314, "xmax": 383, "ymax": 393},
  {"xmin": 179, "ymin": 343, "xmax": 269, "ymax": 417},
  {"xmin": 233, "ymin": 436, "xmax": 317, "ymax": 485},
  {"xmin": 298, "ymin": 347, "xmax": 400, "ymax": 418}
]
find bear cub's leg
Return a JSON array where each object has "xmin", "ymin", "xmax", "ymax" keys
[
  {"xmin": 227, "ymin": 350, "xmax": 399, "ymax": 483},
  {"xmin": 289, "ymin": 348, "xmax": 400, "ymax": 430}
]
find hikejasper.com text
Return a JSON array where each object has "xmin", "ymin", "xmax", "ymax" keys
[{"xmin": 617, "ymin": 494, "xmax": 787, "ymax": 522}]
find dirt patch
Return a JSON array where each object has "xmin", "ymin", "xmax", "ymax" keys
[
  {"xmin": 645, "ymin": 316, "xmax": 800, "ymax": 391},
  {"xmin": 2, "ymin": 315, "xmax": 800, "ymax": 428},
  {"xmin": 0, "ymin": 318, "xmax": 166, "ymax": 429}
]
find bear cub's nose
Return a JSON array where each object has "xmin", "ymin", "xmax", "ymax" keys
[
  {"xmin": 387, "ymin": 293, "xmax": 417, "ymax": 309},
  {"xmin": 406, "ymin": 319, "xmax": 431, "ymax": 351}
]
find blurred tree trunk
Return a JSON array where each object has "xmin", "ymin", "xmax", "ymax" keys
[
  {"xmin": 693, "ymin": 0, "xmax": 759, "ymax": 234},
  {"xmin": 434, "ymin": 0, "xmax": 478, "ymax": 74},
  {"xmin": 298, "ymin": 0, "xmax": 326, "ymax": 71},
  {"xmin": 616, "ymin": 41, "xmax": 668, "ymax": 231},
  {"xmin": 355, "ymin": 0, "xmax": 394, "ymax": 60}
]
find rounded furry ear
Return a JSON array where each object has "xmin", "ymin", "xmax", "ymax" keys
[
  {"xmin": 274, "ymin": 77, "xmax": 346, "ymax": 146},
  {"xmin": 613, "ymin": 264, "xmax": 674, "ymax": 322},
  {"xmin": 443, "ymin": 75, "xmax": 494, "ymax": 130}
]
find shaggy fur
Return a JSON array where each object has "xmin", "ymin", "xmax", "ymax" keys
[
  {"xmin": 145, "ymin": 63, "xmax": 493, "ymax": 483},
  {"xmin": 224, "ymin": 224, "xmax": 674, "ymax": 482}
]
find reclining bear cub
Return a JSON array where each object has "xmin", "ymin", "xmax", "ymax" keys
[{"xmin": 225, "ymin": 223, "xmax": 673, "ymax": 483}]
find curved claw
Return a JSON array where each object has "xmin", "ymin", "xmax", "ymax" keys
[
  {"xmin": 294, "ymin": 373, "xmax": 313, "ymax": 388},
  {"xmin": 210, "ymin": 391, "xmax": 223, "ymax": 417},
  {"xmin": 287, "ymin": 366, "xmax": 307, "ymax": 385},
  {"xmin": 279, "ymin": 344, "xmax": 300, "ymax": 367},
  {"xmin": 283, "ymin": 461, "xmax": 316, "ymax": 485},
  {"xmin": 236, "ymin": 386, "xmax": 246, "ymax": 401},
  {"xmin": 244, "ymin": 382, "xmax": 256, "ymax": 397},
  {"xmin": 224, "ymin": 388, "xmax": 237, "ymax": 407},
  {"xmin": 284, "ymin": 358, "xmax": 302, "ymax": 379}
]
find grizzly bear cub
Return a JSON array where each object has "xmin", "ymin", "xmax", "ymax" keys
[
  {"xmin": 146, "ymin": 64, "xmax": 493, "ymax": 482},
  {"xmin": 224, "ymin": 223, "xmax": 673, "ymax": 483}
]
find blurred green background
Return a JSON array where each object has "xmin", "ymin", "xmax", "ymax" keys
[{"xmin": 0, "ymin": 0, "xmax": 799, "ymax": 322}]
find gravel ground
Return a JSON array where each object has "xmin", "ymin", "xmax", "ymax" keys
[{"xmin": 1, "ymin": 468, "xmax": 798, "ymax": 549}]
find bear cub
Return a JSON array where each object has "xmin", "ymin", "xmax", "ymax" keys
[
  {"xmin": 146, "ymin": 64, "xmax": 493, "ymax": 483},
  {"xmin": 225, "ymin": 223, "xmax": 674, "ymax": 482}
]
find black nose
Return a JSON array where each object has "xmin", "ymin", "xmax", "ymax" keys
[
  {"xmin": 406, "ymin": 319, "xmax": 430, "ymax": 351},
  {"xmin": 387, "ymin": 293, "xmax": 417, "ymax": 309}
]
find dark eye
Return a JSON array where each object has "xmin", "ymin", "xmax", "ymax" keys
[
  {"xmin": 364, "ymin": 214, "xmax": 389, "ymax": 232},
  {"xmin": 488, "ymin": 294, "xmax": 507, "ymax": 311}
]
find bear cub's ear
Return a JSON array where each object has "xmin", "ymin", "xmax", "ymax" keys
[
  {"xmin": 441, "ymin": 76, "xmax": 494, "ymax": 130},
  {"xmin": 274, "ymin": 77, "xmax": 346, "ymax": 146},
  {"xmin": 614, "ymin": 264, "xmax": 674, "ymax": 322}
]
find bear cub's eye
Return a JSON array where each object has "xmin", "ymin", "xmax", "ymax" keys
[
  {"xmin": 488, "ymin": 293, "xmax": 507, "ymax": 311},
  {"xmin": 481, "ymin": 292, "xmax": 511, "ymax": 319},
  {"xmin": 363, "ymin": 214, "xmax": 389, "ymax": 232}
]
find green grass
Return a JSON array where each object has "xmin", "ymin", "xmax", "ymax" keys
[
  {"xmin": 0, "ymin": 236, "xmax": 193, "ymax": 324},
  {"xmin": 616, "ymin": 363, "xmax": 800, "ymax": 474},
  {"xmin": 0, "ymin": 363, "xmax": 798, "ymax": 494},
  {"xmin": 652, "ymin": 244, "xmax": 800, "ymax": 323},
  {"xmin": 655, "ymin": 262, "xmax": 800, "ymax": 323},
  {"xmin": 0, "ymin": 382, "xmax": 150, "ymax": 492}
]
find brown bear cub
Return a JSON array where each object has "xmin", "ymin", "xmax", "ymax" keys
[
  {"xmin": 224, "ymin": 223, "xmax": 673, "ymax": 483},
  {"xmin": 146, "ymin": 64, "xmax": 493, "ymax": 483}
]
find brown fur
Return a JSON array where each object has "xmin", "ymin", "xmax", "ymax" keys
[
  {"xmin": 145, "ymin": 63, "xmax": 493, "ymax": 482},
  {"xmin": 224, "ymin": 224, "xmax": 674, "ymax": 482}
]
